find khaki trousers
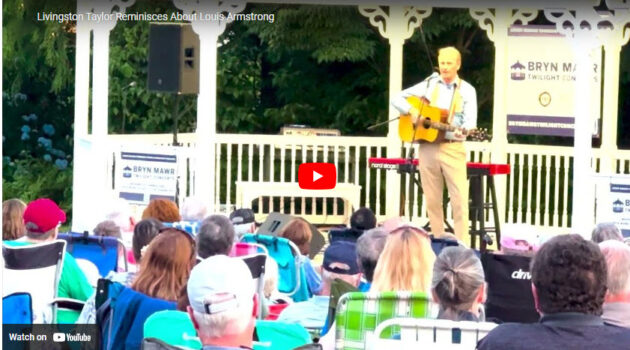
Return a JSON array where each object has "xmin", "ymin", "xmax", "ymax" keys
[{"xmin": 418, "ymin": 142, "xmax": 469, "ymax": 241}]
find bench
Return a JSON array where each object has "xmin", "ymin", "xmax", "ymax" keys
[{"xmin": 235, "ymin": 181, "xmax": 362, "ymax": 223}]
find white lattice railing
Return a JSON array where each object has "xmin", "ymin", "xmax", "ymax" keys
[{"xmin": 105, "ymin": 133, "xmax": 630, "ymax": 232}]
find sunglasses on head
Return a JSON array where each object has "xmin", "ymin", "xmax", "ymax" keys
[
  {"xmin": 389, "ymin": 225, "xmax": 430, "ymax": 239},
  {"xmin": 158, "ymin": 227, "xmax": 196, "ymax": 247}
]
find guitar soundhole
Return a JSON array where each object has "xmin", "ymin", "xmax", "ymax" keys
[{"xmin": 422, "ymin": 118, "xmax": 431, "ymax": 129}]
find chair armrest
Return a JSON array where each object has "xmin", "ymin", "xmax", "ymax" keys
[{"xmin": 53, "ymin": 297, "xmax": 85, "ymax": 312}]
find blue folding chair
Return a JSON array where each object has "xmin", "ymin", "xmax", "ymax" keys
[
  {"xmin": 241, "ymin": 234, "xmax": 308, "ymax": 301},
  {"xmin": 58, "ymin": 231, "xmax": 127, "ymax": 277},
  {"xmin": 96, "ymin": 280, "xmax": 176, "ymax": 350},
  {"xmin": 3, "ymin": 292, "xmax": 33, "ymax": 324}
]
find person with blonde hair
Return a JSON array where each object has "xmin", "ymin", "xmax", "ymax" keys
[
  {"xmin": 432, "ymin": 246, "xmax": 485, "ymax": 321},
  {"xmin": 131, "ymin": 228, "xmax": 196, "ymax": 301},
  {"xmin": 3, "ymin": 198, "xmax": 26, "ymax": 240},
  {"xmin": 371, "ymin": 226, "xmax": 436, "ymax": 292}
]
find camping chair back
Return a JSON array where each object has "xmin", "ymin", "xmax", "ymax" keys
[
  {"xmin": 334, "ymin": 291, "xmax": 432, "ymax": 350},
  {"xmin": 58, "ymin": 231, "xmax": 128, "ymax": 277},
  {"xmin": 241, "ymin": 234, "xmax": 301, "ymax": 297},
  {"xmin": 143, "ymin": 310, "xmax": 201, "ymax": 349},
  {"xmin": 366, "ymin": 317, "xmax": 497, "ymax": 350},
  {"xmin": 240, "ymin": 253, "xmax": 267, "ymax": 319},
  {"xmin": 3, "ymin": 240, "xmax": 66, "ymax": 323},
  {"xmin": 481, "ymin": 252, "xmax": 538, "ymax": 323},
  {"xmin": 3, "ymin": 292, "xmax": 33, "ymax": 324},
  {"xmin": 96, "ymin": 280, "xmax": 176, "ymax": 350},
  {"xmin": 230, "ymin": 242, "xmax": 269, "ymax": 257}
]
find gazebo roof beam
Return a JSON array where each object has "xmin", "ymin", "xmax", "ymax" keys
[{"xmin": 245, "ymin": 0, "xmax": 600, "ymax": 10}]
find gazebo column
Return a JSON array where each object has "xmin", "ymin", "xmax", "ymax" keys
[
  {"xmin": 71, "ymin": 1, "xmax": 92, "ymax": 232},
  {"xmin": 359, "ymin": 5, "xmax": 431, "ymax": 219},
  {"xmin": 173, "ymin": 1, "xmax": 245, "ymax": 213},
  {"xmin": 470, "ymin": 8, "xmax": 537, "ymax": 227},
  {"xmin": 544, "ymin": 3, "xmax": 630, "ymax": 235},
  {"xmin": 72, "ymin": 0, "xmax": 133, "ymax": 232},
  {"xmin": 600, "ymin": 44, "xmax": 621, "ymax": 173}
]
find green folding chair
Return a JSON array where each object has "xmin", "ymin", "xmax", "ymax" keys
[
  {"xmin": 143, "ymin": 310, "xmax": 201, "ymax": 350},
  {"xmin": 334, "ymin": 291, "xmax": 432, "ymax": 350}
]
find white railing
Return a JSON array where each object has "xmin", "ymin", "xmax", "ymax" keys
[{"xmin": 105, "ymin": 133, "xmax": 630, "ymax": 232}]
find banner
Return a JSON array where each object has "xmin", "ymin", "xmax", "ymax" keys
[
  {"xmin": 595, "ymin": 175, "xmax": 630, "ymax": 237},
  {"xmin": 506, "ymin": 25, "xmax": 601, "ymax": 137},
  {"xmin": 114, "ymin": 148, "xmax": 179, "ymax": 205}
]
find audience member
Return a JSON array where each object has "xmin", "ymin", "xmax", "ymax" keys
[
  {"xmin": 93, "ymin": 220, "xmax": 122, "ymax": 238},
  {"xmin": 500, "ymin": 224, "xmax": 538, "ymax": 257},
  {"xmin": 186, "ymin": 255, "xmax": 257, "ymax": 349},
  {"xmin": 279, "ymin": 217, "xmax": 322, "ymax": 295},
  {"xmin": 132, "ymin": 218, "xmax": 163, "ymax": 264},
  {"xmin": 181, "ymin": 196, "xmax": 207, "ymax": 221},
  {"xmin": 432, "ymin": 246, "xmax": 485, "ymax": 321},
  {"xmin": 2, "ymin": 198, "xmax": 26, "ymax": 240},
  {"xmin": 378, "ymin": 216, "xmax": 406, "ymax": 232},
  {"xmin": 230, "ymin": 208, "xmax": 258, "ymax": 239},
  {"xmin": 142, "ymin": 198, "xmax": 181, "ymax": 223},
  {"xmin": 371, "ymin": 226, "xmax": 435, "ymax": 292},
  {"xmin": 279, "ymin": 217, "xmax": 312, "ymax": 256},
  {"xmin": 103, "ymin": 197, "xmax": 135, "ymax": 246},
  {"xmin": 78, "ymin": 218, "xmax": 164, "ymax": 324},
  {"xmin": 196, "ymin": 215, "xmax": 235, "ymax": 259},
  {"xmin": 278, "ymin": 241, "xmax": 361, "ymax": 329},
  {"xmin": 166, "ymin": 196, "xmax": 208, "ymax": 236},
  {"xmin": 350, "ymin": 207, "xmax": 377, "ymax": 232},
  {"xmin": 131, "ymin": 228, "xmax": 196, "ymax": 301},
  {"xmin": 4, "ymin": 198, "xmax": 93, "ymax": 322},
  {"xmin": 592, "ymin": 222, "xmax": 624, "ymax": 244},
  {"xmin": 478, "ymin": 234, "xmax": 630, "ymax": 349},
  {"xmin": 355, "ymin": 227, "xmax": 387, "ymax": 292},
  {"xmin": 599, "ymin": 240, "xmax": 630, "ymax": 328}
]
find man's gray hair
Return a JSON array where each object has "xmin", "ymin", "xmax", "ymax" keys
[
  {"xmin": 196, "ymin": 215, "xmax": 235, "ymax": 259},
  {"xmin": 192, "ymin": 297, "xmax": 253, "ymax": 338},
  {"xmin": 599, "ymin": 240, "xmax": 630, "ymax": 295},
  {"xmin": 592, "ymin": 222, "xmax": 623, "ymax": 243},
  {"xmin": 181, "ymin": 197, "xmax": 207, "ymax": 221},
  {"xmin": 356, "ymin": 227, "xmax": 388, "ymax": 282}
]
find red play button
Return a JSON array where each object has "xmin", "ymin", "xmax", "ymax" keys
[{"xmin": 298, "ymin": 163, "xmax": 336, "ymax": 190}]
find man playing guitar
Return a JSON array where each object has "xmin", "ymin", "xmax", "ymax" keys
[{"xmin": 391, "ymin": 46, "xmax": 477, "ymax": 242}]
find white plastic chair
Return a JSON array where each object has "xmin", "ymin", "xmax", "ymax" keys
[{"xmin": 366, "ymin": 317, "xmax": 498, "ymax": 350}]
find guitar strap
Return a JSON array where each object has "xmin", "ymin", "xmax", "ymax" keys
[{"xmin": 430, "ymin": 77, "xmax": 463, "ymax": 124}]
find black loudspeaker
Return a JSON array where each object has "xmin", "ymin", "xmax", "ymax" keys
[
  {"xmin": 256, "ymin": 212, "xmax": 326, "ymax": 259},
  {"xmin": 147, "ymin": 23, "xmax": 199, "ymax": 94}
]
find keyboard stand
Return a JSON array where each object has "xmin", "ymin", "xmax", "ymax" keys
[{"xmin": 467, "ymin": 168, "xmax": 502, "ymax": 252}]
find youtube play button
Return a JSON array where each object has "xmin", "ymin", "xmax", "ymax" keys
[{"xmin": 298, "ymin": 163, "xmax": 336, "ymax": 190}]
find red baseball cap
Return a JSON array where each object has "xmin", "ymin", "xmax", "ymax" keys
[{"xmin": 23, "ymin": 198, "xmax": 66, "ymax": 233}]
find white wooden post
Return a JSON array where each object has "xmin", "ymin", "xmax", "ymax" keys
[
  {"xmin": 543, "ymin": 3, "xmax": 630, "ymax": 235},
  {"xmin": 469, "ymin": 8, "xmax": 537, "ymax": 227},
  {"xmin": 71, "ymin": 0, "xmax": 92, "ymax": 232},
  {"xmin": 72, "ymin": 0, "xmax": 134, "ymax": 232},
  {"xmin": 359, "ymin": 5, "xmax": 432, "ymax": 219},
  {"xmin": 173, "ymin": 0, "xmax": 245, "ymax": 214}
]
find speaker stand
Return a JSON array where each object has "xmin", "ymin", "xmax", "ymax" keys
[{"xmin": 172, "ymin": 93, "xmax": 181, "ymax": 146}]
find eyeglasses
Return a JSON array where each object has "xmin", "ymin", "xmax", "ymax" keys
[{"xmin": 389, "ymin": 225, "xmax": 431, "ymax": 239}]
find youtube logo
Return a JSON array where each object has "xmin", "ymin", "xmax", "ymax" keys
[{"xmin": 298, "ymin": 163, "xmax": 336, "ymax": 190}]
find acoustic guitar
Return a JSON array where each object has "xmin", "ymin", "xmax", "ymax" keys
[{"xmin": 398, "ymin": 96, "xmax": 486, "ymax": 143}]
